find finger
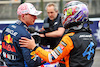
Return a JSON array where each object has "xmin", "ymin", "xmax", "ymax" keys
[
  {"xmin": 19, "ymin": 39, "xmax": 28, "ymax": 43},
  {"xmin": 20, "ymin": 45, "xmax": 27, "ymax": 47},
  {"xmin": 31, "ymin": 36, "xmax": 35, "ymax": 42},
  {"xmin": 19, "ymin": 42, "xmax": 27, "ymax": 45},
  {"xmin": 31, "ymin": 36, "xmax": 34, "ymax": 40},
  {"xmin": 19, "ymin": 40, "xmax": 28, "ymax": 44},
  {"xmin": 21, "ymin": 37, "xmax": 30, "ymax": 40}
]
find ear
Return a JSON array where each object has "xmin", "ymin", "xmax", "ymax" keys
[
  {"xmin": 21, "ymin": 14, "xmax": 25, "ymax": 20},
  {"xmin": 21, "ymin": 14, "xmax": 24, "ymax": 18}
]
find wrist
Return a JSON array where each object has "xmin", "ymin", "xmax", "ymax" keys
[
  {"xmin": 32, "ymin": 46, "xmax": 38, "ymax": 51},
  {"xmin": 44, "ymin": 33, "xmax": 46, "ymax": 37}
]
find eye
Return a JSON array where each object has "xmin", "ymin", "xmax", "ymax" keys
[{"xmin": 51, "ymin": 12, "xmax": 53, "ymax": 14}]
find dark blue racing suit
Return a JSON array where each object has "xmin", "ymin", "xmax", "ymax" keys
[{"xmin": 1, "ymin": 20, "xmax": 41, "ymax": 67}]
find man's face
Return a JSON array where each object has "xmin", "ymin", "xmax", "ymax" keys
[
  {"xmin": 23, "ymin": 14, "xmax": 37, "ymax": 26},
  {"xmin": 46, "ymin": 6, "xmax": 58, "ymax": 20}
]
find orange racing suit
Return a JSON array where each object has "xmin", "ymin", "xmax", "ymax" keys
[{"xmin": 32, "ymin": 30, "xmax": 97, "ymax": 67}]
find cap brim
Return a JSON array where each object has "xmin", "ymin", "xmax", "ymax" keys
[{"xmin": 30, "ymin": 10, "xmax": 42, "ymax": 16}]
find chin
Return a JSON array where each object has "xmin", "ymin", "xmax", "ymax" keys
[{"xmin": 50, "ymin": 18, "xmax": 54, "ymax": 20}]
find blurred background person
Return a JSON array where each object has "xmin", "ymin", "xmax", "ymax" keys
[
  {"xmin": 39, "ymin": 2, "xmax": 65, "ymax": 49},
  {"xmin": 39, "ymin": 3, "xmax": 65, "ymax": 67}
]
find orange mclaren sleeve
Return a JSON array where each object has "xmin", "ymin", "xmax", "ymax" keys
[{"xmin": 34, "ymin": 34, "xmax": 74, "ymax": 66}]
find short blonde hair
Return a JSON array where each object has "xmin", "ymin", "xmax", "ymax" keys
[
  {"xmin": 18, "ymin": 15, "xmax": 21, "ymax": 20},
  {"xmin": 45, "ymin": 3, "xmax": 58, "ymax": 11}
]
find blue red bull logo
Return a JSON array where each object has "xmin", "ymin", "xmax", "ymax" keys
[
  {"xmin": 2, "ymin": 34, "xmax": 16, "ymax": 52},
  {"xmin": 4, "ymin": 34, "xmax": 13, "ymax": 44}
]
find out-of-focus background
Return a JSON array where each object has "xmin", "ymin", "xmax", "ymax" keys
[
  {"xmin": 0, "ymin": 0, "xmax": 100, "ymax": 20},
  {"xmin": 0, "ymin": 0, "xmax": 100, "ymax": 67}
]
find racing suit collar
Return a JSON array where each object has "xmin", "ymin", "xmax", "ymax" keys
[{"xmin": 15, "ymin": 20, "xmax": 28, "ymax": 29}]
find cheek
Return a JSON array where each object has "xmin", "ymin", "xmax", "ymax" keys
[
  {"xmin": 30, "ymin": 18, "xmax": 33, "ymax": 20},
  {"xmin": 29, "ymin": 17, "xmax": 34, "ymax": 21},
  {"xmin": 24, "ymin": 16, "xmax": 27, "ymax": 20}
]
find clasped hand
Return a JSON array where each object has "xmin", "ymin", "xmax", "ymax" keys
[{"xmin": 19, "ymin": 37, "xmax": 36, "ymax": 50}]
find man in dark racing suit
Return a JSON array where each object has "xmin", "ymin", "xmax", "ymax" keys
[
  {"xmin": 19, "ymin": 1, "xmax": 97, "ymax": 67},
  {"xmin": 1, "ymin": 3, "xmax": 43, "ymax": 67}
]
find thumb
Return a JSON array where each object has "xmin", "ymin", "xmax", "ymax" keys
[{"xmin": 31, "ymin": 36, "xmax": 34, "ymax": 40}]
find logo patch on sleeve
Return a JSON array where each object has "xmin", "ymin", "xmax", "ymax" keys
[
  {"xmin": 59, "ymin": 44, "xmax": 65, "ymax": 50},
  {"xmin": 51, "ymin": 51, "xmax": 58, "ymax": 59},
  {"xmin": 61, "ymin": 41, "xmax": 67, "ymax": 47},
  {"xmin": 56, "ymin": 46, "xmax": 63, "ymax": 53},
  {"xmin": 51, "ymin": 54, "xmax": 55, "ymax": 60},
  {"xmin": 30, "ymin": 51, "xmax": 36, "ymax": 59},
  {"xmin": 54, "ymin": 49, "xmax": 60, "ymax": 56}
]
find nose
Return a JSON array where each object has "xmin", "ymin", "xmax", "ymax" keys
[{"xmin": 48, "ymin": 13, "xmax": 52, "ymax": 16}]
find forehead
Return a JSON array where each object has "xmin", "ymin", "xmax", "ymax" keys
[{"xmin": 46, "ymin": 6, "xmax": 55, "ymax": 12}]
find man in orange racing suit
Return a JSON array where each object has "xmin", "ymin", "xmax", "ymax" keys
[{"xmin": 19, "ymin": 1, "xmax": 97, "ymax": 67}]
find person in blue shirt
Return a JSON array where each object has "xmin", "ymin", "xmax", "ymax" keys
[{"xmin": 1, "ymin": 3, "xmax": 43, "ymax": 67}]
